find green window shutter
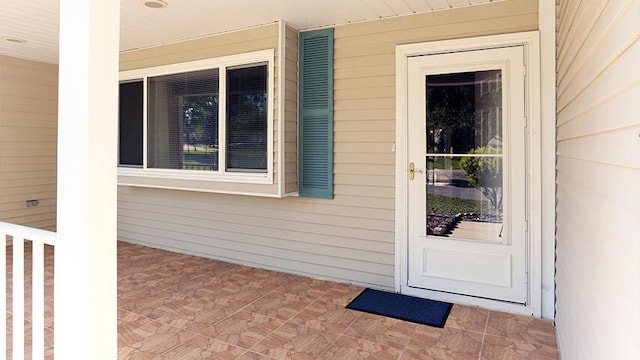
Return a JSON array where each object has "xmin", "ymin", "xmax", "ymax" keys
[{"xmin": 299, "ymin": 29, "xmax": 334, "ymax": 199}]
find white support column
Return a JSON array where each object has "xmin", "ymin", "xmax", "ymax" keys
[{"xmin": 55, "ymin": 0, "xmax": 120, "ymax": 359}]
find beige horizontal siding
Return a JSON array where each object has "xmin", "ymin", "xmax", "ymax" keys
[
  {"xmin": 0, "ymin": 55, "xmax": 57, "ymax": 231},
  {"xmin": 336, "ymin": 146, "xmax": 394, "ymax": 166},
  {"xmin": 555, "ymin": 0, "xmax": 640, "ymax": 359},
  {"xmin": 120, "ymin": 25, "xmax": 279, "ymax": 70},
  {"xmin": 118, "ymin": 1, "xmax": 538, "ymax": 289},
  {"xmin": 118, "ymin": 186, "xmax": 394, "ymax": 286}
]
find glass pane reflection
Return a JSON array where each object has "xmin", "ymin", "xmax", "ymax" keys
[
  {"xmin": 426, "ymin": 70, "xmax": 502, "ymax": 155},
  {"xmin": 425, "ymin": 69, "xmax": 504, "ymax": 243}
]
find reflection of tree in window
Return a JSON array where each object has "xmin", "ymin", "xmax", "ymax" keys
[
  {"xmin": 183, "ymin": 96, "xmax": 217, "ymax": 151},
  {"xmin": 459, "ymin": 147, "xmax": 503, "ymax": 212},
  {"xmin": 426, "ymin": 74, "xmax": 475, "ymax": 154},
  {"xmin": 182, "ymin": 95, "xmax": 219, "ymax": 170},
  {"xmin": 426, "ymin": 71, "xmax": 502, "ymax": 154}
]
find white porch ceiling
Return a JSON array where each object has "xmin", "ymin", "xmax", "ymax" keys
[{"xmin": 0, "ymin": 0, "xmax": 499, "ymax": 64}]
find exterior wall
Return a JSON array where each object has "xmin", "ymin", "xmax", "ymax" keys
[
  {"xmin": 118, "ymin": 0, "xmax": 539, "ymax": 289},
  {"xmin": 555, "ymin": 1, "xmax": 640, "ymax": 359},
  {"xmin": 0, "ymin": 56, "xmax": 57, "ymax": 231}
]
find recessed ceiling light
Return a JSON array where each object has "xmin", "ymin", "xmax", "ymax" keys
[
  {"xmin": 141, "ymin": 0, "xmax": 168, "ymax": 8},
  {"xmin": 4, "ymin": 37, "xmax": 27, "ymax": 43}
]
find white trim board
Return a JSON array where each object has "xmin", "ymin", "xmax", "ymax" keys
[
  {"xmin": 538, "ymin": 0, "xmax": 557, "ymax": 321},
  {"xmin": 394, "ymin": 31, "xmax": 543, "ymax": 317}
]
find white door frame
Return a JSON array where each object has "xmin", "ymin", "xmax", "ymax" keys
[{"xmin": 394, "ymin": 31, "xmax": 542, "ymax": 316}]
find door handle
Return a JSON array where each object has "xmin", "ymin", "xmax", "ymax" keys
[{"xmin": 409, "ymin": 162, "xmax": 423, "ymax": 180}]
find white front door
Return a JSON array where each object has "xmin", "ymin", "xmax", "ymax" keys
[{"xmin": 407, "ymin": 46, "xmax": 528, "ymax": 303}]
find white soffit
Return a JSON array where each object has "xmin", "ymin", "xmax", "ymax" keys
[{"xmin": 0, "ymin": 0, "xmax": 500, "ymax": 64}]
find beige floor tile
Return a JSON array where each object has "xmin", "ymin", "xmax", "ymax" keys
[
  {"xmin": 118, "ymin": 346, "xmax": 158, "ymax": 360},
  {"xmin": 244, "ymin": 291, "xmax": 314, "ymax": 321},
  {"xmin": 344, "ymin": 312, "xmax": 416, "ymax": 350},
  {"xmin": 445, "ymin": 304, "xmax": 489, "ymax": 333},
  {"xmin": 322, "ymin": 334, "xmax": 403, "ymax": 359},
  {"xmin": 202, "ymin": 310, "xmax": 284, "ymax": 349},
  {"xmin": 117, "ymin": 312, "xmax": 195, "ymax": 357},
  {"xmin": 319, "ymin": 283, "xmax": 365, "ymax": 307},
  {"xmin": 480, "ymin": 334, "xmax": 560, "ymax": 360},
  {"xmin": 202, "ymin": 279, "xmax": 271, "ymax": 305},
  {"xmin": 486, "ymin": 311, "xmax": 557, "ymax": 347},
  {"xmin": 119, "ymin": 310, "xmax": 155, "ymax": 346},
  {"xmin": 275, "ymin": 277, "xmax": 336, "ymax": 300},
  {"xmin": 183, "ymin": 299, "xmax": 243, "ymax": 333},
  {"xmin": 158, "ymin": 335, "xmax": 247, "ymax": 359},
  {"xmin": 164, "ymin": 274, "xmax": 228, "ymax": 298},
  {"xmin": 401, "ymin": 326, "xmax": 482, "ymax": 360},
  {"xmin": 126, "ymin": 291, "xmax": 198, "ymax": 329},
  {"xmin": 199, "ymin": 260, "xmax": 245, "ymax": 277},
  {"xmin": 153, "ymin": 256, "xmax": 213, "ymax": 277},
  {"xmin": 117, "ymin": 271, "xmax": 155, "ymax": 292},
  {"xmin": 227, "ymin": 267, "xmax": 292, "ymax": 291},
  {"xmin": 237, "ymin": 351, "xmax": 278, "ymax": 359},
  {"xmin": 289, "ymin": 298, "xmax": 360, "ymax": 334},
  {"xmin": 118, "ymin": 286, "xmax": 163, "ymax": 311},
  {"xmin": 251, "ymin": 322, "xmax": 338, "ymax": 360},
  {"xmin": 7, "ymin": 242, "xmax": 562, "ymax": 359}
]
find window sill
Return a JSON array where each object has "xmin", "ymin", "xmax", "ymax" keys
[{"xmin": 118, "ymin": 167, "xmax": 273, "ymax": 185}]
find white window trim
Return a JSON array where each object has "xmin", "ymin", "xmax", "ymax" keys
[{"xmin": 118, "ymin": 49, "xmax": 275, "ymax": 185}]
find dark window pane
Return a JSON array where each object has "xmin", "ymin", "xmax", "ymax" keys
[
  {"xmin": 148, "ymin": 69, "xmax": 219, "ymax": 171},
  {"xmin": 226, "ymin": 64, "xmax": 268, "ymax": 172},
  {"xmin": 426, "ymin": 70, "xmax": 502, "ymax": 155},
  {"xmin": 119, "ymin": 81, "xmax": 143, "ymax": 167}
]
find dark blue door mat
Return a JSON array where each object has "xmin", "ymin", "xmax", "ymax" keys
[{"xmin": 346, "ymin": 288, "xmax": 453, "ymax": 328}]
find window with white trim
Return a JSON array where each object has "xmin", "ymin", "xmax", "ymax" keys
[{"xmin": 118, "ymin": 50, "xmax": 273, "ymax": 183}]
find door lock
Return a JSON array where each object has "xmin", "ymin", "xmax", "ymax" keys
[{"xmin": 408, "ymin": 162, "xmax": 423, "ymax": 180}]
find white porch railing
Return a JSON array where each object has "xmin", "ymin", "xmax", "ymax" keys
[{"xmin": 0, "ymin": 221, "xmax": 56, "ymax": 360}]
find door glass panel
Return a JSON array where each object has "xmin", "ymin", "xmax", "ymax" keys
[{"xmin": 425, "ymin": 70, "xmax": 503, "ymax": 242}]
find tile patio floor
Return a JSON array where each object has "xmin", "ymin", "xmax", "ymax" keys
[{"xmin": 6, "ymin": 242, "xmax": 559, "ymax": 359}]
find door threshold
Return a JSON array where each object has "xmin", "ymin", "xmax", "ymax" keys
[
  {"xmin": 401, "ymin": 285, "xmax": 539, "ymax": 317},
  {"xmin": 407, "ymin": 285, "xmax": 526, "ymax": 306}
]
